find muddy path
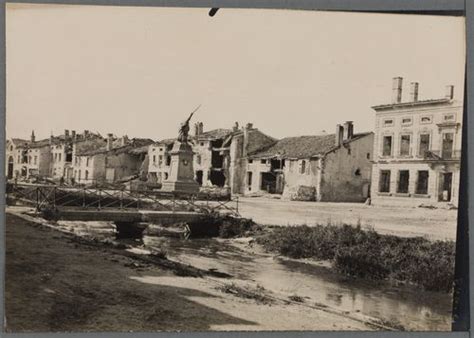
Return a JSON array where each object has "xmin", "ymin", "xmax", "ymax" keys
[{"xmin": 5, "ymin": 212, "xmax": 375, "ymax": 332}]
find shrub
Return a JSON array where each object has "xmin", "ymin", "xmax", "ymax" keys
[{"xmin": 256, "ymin": 224, "xmax": 455, "ymax": 292}]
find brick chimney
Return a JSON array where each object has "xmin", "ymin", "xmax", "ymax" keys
[
  {"xmin": 343, "ymin": 121, "xmax": 354, "ymax": 141},
  {"xmin": 199, "ymin": 122, "xmax": 204, "ymax": 135},
  {"xmin": 106, "ymin": 133, "xmax": 114, "ymax": 151},
  {"xmin": 409, "ymin": 82, "xmax": 419, "ymax": 102},
  {"xmin": 64, "ymin": 129, "xmax": 70, "ymax": 138},
  {"xmin": 194, "ymin": 122, "xmax": 201, "ymax": 136},
  {"xmin": 445, "ymin": 85, "xmax": 454, "ymax": 100},
  {"xmin": 392, "ymin": 77, "xmax": 403, "ymax": 104},
  {"xmin": 31, "ymin": 130, "xmax": 35, "ymax": 143},
  {"xmin": 120, "ymin": 135, "xmax": 129, "ymax": 147},
  {"xmin": 335, "ymin": 124, "xmax": 343, "ymax": 146},
  {"xmin": 71, "ymin": 130, "xmax": 76, "ymax": 140}
]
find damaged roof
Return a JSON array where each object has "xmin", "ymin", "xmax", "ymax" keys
[
  {"xmin": 249, "ymin": 132, "xmax": 372, "ymax": 160},
  {"xmin": 77, "ymin": 138, "xmax": 153, "ymax": 156},
  {"xmin": 194, "ymin": 128, "xmax": 232, "ymax": 141}
]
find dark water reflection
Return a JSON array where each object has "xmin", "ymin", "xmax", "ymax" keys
[{"xmin": 57, "ymin": 220, "xmax": 452, "ymax": 331}]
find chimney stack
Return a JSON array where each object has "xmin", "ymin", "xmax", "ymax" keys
[
  {"xmin": 392, "ymin": 77, "xmax": 403, "ymax": 104},
  {"xmin": 120, "ymin": 135, "xmax": 129, "ymax": 147},
  {"xmin": 31, "ymin": 130, "xmax": 36, "ymax": 143},
  {"xmin": 445, "ymin": 85, "xmax": 454, "ymax": 100},
  {"xmin": 64, "ymin": 129, "xmax": 69, "ymax": 138},
  {"xmin": 71, "ymin": 130, "xmax": 76, "ymax": 140},
  {"xmin": 343, "ymin": 121, "xmax": 354, "ymax": 141},
  {"xmin": 199, "ymin": 122, "xmax": 204, "ymax": 135},
  {"xmin": 246, "ymin": 123, "xmax": 253, "ymax": 130},
  {"xmin": 335, "ymin": 124, "xmax": 343, "ymax": 146},
  {"xmin": 106, "ymin": 133, "xmax": 114, "ymax": 151},
  {"xmin": 409, "ymin": 82, "xmax": 419, "ymax": 102},
  {"xmin": 84, "ymin": 130, "xmax": 90, "ymax": 139},
  {"xmin": 232, "ymin": 121, "xmax": 239, "ymax": 132}
]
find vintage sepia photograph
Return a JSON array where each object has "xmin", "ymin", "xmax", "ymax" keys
[{"xmin": 4, "ymin": 3, "xmax": 466, "ymax": 332}]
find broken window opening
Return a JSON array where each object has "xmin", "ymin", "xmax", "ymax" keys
[
  {"xmin": 419, "ymin": 134, "xmax": 430, "ymax": 157},
  {"xmin": 397, "ymin": 170, "xmax": 409, "ymax": 194},
  {"xmin": 400, "ymin": 134, "xmax": 411, "ymax": 156},
  {"xmin": 416, "ymin": 171, "xmax": 429, "ymax": 195},
  {"xmin": 382, "ymin": 136, "xmax": 392, "ymax": 156},
  {"xmin": 442, "ymin": 133, "xmax": 454, "ymax": 159},
  {"xmin": 379, "ymin": 170, "xmax": 391, "ymax": 193},
  {"xmin": 209, "ymin": 170, "xmax": 225, "ymax": 187}
]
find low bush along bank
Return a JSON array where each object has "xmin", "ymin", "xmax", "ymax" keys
[{"xmin": 255, "ymin": 224, "xmax": 455, "ymax": 292}]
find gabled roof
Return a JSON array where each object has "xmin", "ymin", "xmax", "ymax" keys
[
  {"xmin": 249, "ymin": 132, "xmax": 372, "ymax": 160},
  {"xmin": 9, "ymin": 138, "xmax": 30, "ymax": 147}
]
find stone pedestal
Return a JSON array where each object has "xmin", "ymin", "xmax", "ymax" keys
[{"xmin": 161, "ymin": 141, "xmax": 200, "ymax": 193}]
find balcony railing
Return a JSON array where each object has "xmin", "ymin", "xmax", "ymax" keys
[{"xmin": 423, "ymin": 150, "xmax": 462, "ymax": 160}]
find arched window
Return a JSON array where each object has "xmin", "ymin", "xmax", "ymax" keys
[{"xmin": 300, "ymin": 160, "xmax": 306, "ymax": 174}]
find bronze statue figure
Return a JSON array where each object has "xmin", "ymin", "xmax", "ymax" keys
[{"xmin": 178, "ymin": 105, "xmax": 200, "ymax": 143}]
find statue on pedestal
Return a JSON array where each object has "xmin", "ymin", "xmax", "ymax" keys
[{"xmin": 161, "ymin": 106, "xmax": 201, "ymax": 194}]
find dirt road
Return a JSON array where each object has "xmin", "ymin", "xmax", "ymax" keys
[
  {"xmin": 5, "ymin": 213, "xmax": 374, "ymax": 332},
  {"xmin": 238, "ymin": 197, "xmax": 458, "ymax": 240}
]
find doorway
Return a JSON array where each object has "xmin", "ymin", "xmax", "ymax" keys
[
  {"xmin": 438, "ymin": 172, "xmax": 453, "ymax": 202},
  {"xmin": 7, "ymin": 156, "xmax": 14, "ymax": 179},
  {"xmin": 195, "ymin": 170, "xmax": 203, "ymax": 186}
]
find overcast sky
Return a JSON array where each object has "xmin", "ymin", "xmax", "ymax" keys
[{"xmin": 6, "ymin": 4, "xmax": 466, "ymax": 141}]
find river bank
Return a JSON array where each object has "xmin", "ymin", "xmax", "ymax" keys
[{"xmin": 6, "ymin": 212, "xmax": 379, "ymax": 332}]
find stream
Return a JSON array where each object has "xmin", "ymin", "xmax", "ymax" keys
[{"xmin": 57, "ymin": 220, "xmax": 453, "ymax": 331}]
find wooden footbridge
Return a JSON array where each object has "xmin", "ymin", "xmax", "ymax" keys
[{"xmin": 7, "ymin": 183, "xmax": 240, "ymax": 236}]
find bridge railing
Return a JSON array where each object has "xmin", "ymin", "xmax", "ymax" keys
[{"xmin": 6, "ymin": 183, "xmax": 239, "ymax": 216}]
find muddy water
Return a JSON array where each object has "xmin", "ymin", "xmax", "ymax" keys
[{"xmin": 57, "ymin": 220, "xmax": 453, "ymax": 331}]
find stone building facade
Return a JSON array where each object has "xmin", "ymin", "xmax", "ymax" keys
[
  {"xmin": 371, "ymin": 78, "xmax": 463, "ymax": 207},
  {"xmin": 73, "ymin": 134, "xmax": 152, "ymax": 185},
  {"xmin": 247, "ymin": 122, "xmax": 374, "ymax": 202}
]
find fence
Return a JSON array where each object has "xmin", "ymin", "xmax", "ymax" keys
[{"xmin": 6, "ymin": 183, "xmax": 239, "ymax": 216}]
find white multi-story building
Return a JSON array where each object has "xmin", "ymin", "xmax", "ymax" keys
[{"xmin": 371, "ymin": 77, "xmax": 463, "ymax": 207}]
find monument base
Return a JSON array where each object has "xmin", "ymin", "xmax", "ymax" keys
[{"xmin": 161, "ymin": 180, "xmax": 200, "ymax": 194}]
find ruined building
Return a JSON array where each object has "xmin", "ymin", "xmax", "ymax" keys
[
  {"xmin": 247, "ymin": 122, "xmax": 374, "ymax": 202},
  {"xmin": 371, "ymin": 78, "xmax": 463, "ymax": 207},
  {"xmin": 146, "ymin": 122, "xmax": 276, "ymax": 193},
  {"xmin": 73, "ymin": 134, "xmax": 153, "ymax": 185}
]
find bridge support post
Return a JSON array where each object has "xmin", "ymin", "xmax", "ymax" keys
[{"xmin": 114, "ymin": 221, "xmax": 148, "ymax": 239}]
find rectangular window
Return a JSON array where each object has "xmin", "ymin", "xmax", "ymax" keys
[
  {"xmin": 382, "ymin": 136, "xmax": 392, "ymax": 156},
  {"xmin": 442, "ymin": 133, "xmax": 454, "ymax": 159},
  {"xmin": 416, "ymin": 171, "xmax": 429, "ymax": 195},
  {"xmin": 397, "ymin": 170, "xmax": 410, "ymax": 193},
  {"xmin": 383, "ymin": 119, "xmax": 393, "ymax": 126},
  {"xmin": 444, "ymin": 114, "xmax": 455, "ymax": 121},
  {"xmin": 247, "ymin": 172, "xmax": 253, "ymax": 189},
  {"xmin": 158, "ymin": 155, "xmax": 163, "ymax": 166},
  {"xmin": 261, "ymin": 159, "xmax": 266, "ymax": 164},
  {"xmin": 58, "ymin": 153, "xmax": 61, "ymax": 162},
  {"xmin": 248, "ymin": 159, "xmax": 253, "ymax": 164},
  {"xmin": 400, "ymin": 135, "xmax": 411, "ymax": 156},
  {"xmin": 379, "ymin": 170, "xmax": 391, "ymax": 193},
  {"xmin": 34, "ymin": 156, "xmax": 37, "ymax": 165},
  {"xmin": 419, "ymin": 134, "xmax": 430, "ymax": 157},
  {"xmin": 86, "ymin": 157, "xmax": 90, "ymax": 167},
  {"xmin": 153, "ymin": 155, "xmax": 156, "ymax": 163},
  {"xmin": 402, "ymin": 117, "xmax": 412, "ymax": 125}
]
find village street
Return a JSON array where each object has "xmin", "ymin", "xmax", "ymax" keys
[{"xmin": 238, "ymin": 197, "xmax": 458, "ymax": 240}]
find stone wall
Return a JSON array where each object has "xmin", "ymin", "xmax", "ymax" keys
[{"xmin": 319, "ymin": 134, "xmax": 373, "ymax": 202}]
